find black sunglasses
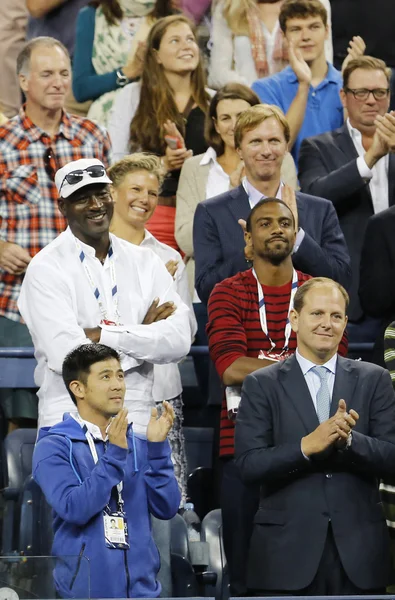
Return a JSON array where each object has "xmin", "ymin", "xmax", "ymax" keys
[{"xmin": 59, "ymin": 165, "xmax": 106, "ymax": 192}]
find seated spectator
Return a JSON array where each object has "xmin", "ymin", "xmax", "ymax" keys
[
  {"xmin": 251, "ymin": 0, "xmax": 364, "ymax": 163},
  {"xmin": 108, "ymin": 14, "xmax": 212, "ymax": 251},
  {"xmin": 176, "ymin": 82, "xmax": 297, "ymax": 298},
  {"xmin": 0, "ymin": 37, "xmax": 111, "ymax": 432},
  {"xmin": 73, "ymin": 0, "xmax": 180, "ymax": 126},
  {"xmin": 26, "ymin": 0, "xmax": 88, "ymax": 59},
  {"xmin": 17, "ymin": 158, "xmax": 191, "ymax": 431},
  {"xmin": 33, "ymin": 343, "xmax": 180, "ymax": 599},
  {"xmin": 0, "ymin": 0, "xmax": 28, "ymax": 118},
  {"xmin": 207, "ymin": 195, "xmax": 348, "ymax": 594},
  {"xmin": 299, "ymin": 56, "xmax": 394, "ymax": 343},
  {"xmin": 193, "ymin": 104, "xmax": 351, "ymax": 306},
  {"xmin": 109, "ymin": 152, "xmax": 197, "ymax": 502},
  {"xmin": 234, "ymin": 277, "xmax": 395, "ymax": 595},
  {"xmin": 208, "ymin": 0, "xmax": 333, "ymax": 89}
]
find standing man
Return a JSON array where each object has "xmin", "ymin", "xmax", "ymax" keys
[
  {"xmin": 193, "ymin": 103, "xmax": 351, "ymax": 306},
  {"xmin": 235, "ymin": 277, "xmax": 395, "ymax": 595},
  {"xmin": 18, "ymin": 158, "xmax": 191, "ymax": 431},
  {"xmin": 207, "ymin": 197, "xmax": 348, "ymax": 595},
  {"xmin": 33, "ymin": 343, "xmax": 180, "ymax": 599},
  {"xmin": 299, "ymin": 56, "xmax": 395, "ymax": 341}
]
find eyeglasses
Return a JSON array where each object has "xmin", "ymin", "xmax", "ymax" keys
[
  {"xmin": 59, "ymin": 165, "xmax": 106, "ymax": 192},
  {"xmin": 345, "ymin": 87, "xmax": 390, "ymax": 101}
]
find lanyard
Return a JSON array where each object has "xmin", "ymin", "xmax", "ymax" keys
[
  {"xmin": 73, "ymin": 236, "xmax": 121, "ymax": 325},
  {"xmin": 73, "ymin": 413, "xmax": 124, "ymax": 510},
  {"xmin": 252, "ymin": 268, "xmax": 298, "ymax": 353}
]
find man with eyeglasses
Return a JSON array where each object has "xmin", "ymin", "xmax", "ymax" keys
[
  {"xmin": 299, "ymin": 55, "xmax": 395, "ymax": 344},
  {"xmin": 17, "ymin": 158, "xmax": 192, "ymax": 432},
  {"xmin": 0, "ymin": 36, "xmax": 111, "ymax": 432}
]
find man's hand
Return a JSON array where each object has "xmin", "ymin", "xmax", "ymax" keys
[
  {"xmin": 229, "ymin": 160, "xmax": 245, "ymax": 189},
  {"xmin": 143, "ymin": 298, "xmax": 176, "ymax": 324},
  {"xmin": 238, "ymin": 219, "xmax": 254, "ymax": 261},
  {"xmin": 165, "ymin": 259, "xmax": 179, "ymax": 278},
  {"xmin": 84, "ymin": 327, "xmax": 101, "ymax": 343},
  {"xmin": 282, "ymin": 184, "xmax": 299, "ymax": 231},
  {"xmin": 288, "ymin": 41, "xmax": 312, "ymax": 85},
  {"xmin": 301, "ymin": 399, "xmax": 359, "ymax": 457},
  {"xmin": 341, "ymin": 36, "xmax": 366, "ymax": 72},
  {"xmin": 364, "ymin": 128, "xmax": 390, "ymax": 168},
  {"xmin": 0, "ymin": 241, "xmax": 31, "ymax": 274},
  {"xmin": 107, "ymin": 408, "xmax": 128, "ymax": 449},
  {"xmin": 147, "ymin": 401, "xmax": 175, "ymax": 442},
  {"xmin": 375, "ymin": 112, "xmax": 395, "ymax": 152}
]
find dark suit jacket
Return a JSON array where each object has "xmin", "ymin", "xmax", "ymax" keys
[
  {"xmin": 299, "ymin": 124, "xmax": 395, "ymax": 321},
  {"xmin": 193, "ymin": 184, "xmax": 351, "ymax": 305},
  {"xmin": 234, "ymin": 354, "xmax": 395, "ymax": 591},
  {"xmin": 360, "ymin": 205, "xmax": 395, "ymax": 366}
]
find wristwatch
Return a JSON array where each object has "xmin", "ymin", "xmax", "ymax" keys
[{"xmin": 116, "ymin": 69, "xmax": 128, "ymax": 87}]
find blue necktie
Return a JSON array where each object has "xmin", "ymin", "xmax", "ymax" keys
[{"xmin": 312, "ymin": 366, "xmax": 331, "ymax": 423}]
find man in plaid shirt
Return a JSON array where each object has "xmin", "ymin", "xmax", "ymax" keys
[{"xmin": 0, "ymin": 36, "xmax": 111, "ymax": 430}]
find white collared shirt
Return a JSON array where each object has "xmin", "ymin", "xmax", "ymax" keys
[
  {"xmin": 346, "ymin": 118, "xmax": 389, "ymax": 214},
  {"xmin": 71, "ymin": 412, "xmax": 107, "ymax": 441},
  {"xmin": 18, "ymin": 227, "xmax": 192, "ymax": 433},
  {"xmin": 141, "ymin": 229, "xmax": 197, "ymax": 402},
  {"xmin": 295, "ymin": 349, "xmax": 337, "ymax": 412},
  {"xmin": 201, "ymin": 147, "xmax": 231, "ymax": 200},
  {"xmin": 242, "ymin": 177, "xmax": 305, "ymax": 251}
]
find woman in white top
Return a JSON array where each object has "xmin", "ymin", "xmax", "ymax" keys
[
  {"xmin": 175, "ymin": 82, "xmax": 297, "ymax": 297},
  {"xmin": 208, "ymin": 0, "xmax": 333, "ymax": 89},
  {"xmin": 108, "ymin": 14, "xmax": 213, "ymax": 252},
  {"xmin": 109, "ymin": 153, "xmax": 197, "ymax": 502}
]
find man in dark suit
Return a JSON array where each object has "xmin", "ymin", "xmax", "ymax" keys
[
  {"xmin": 235, "ymin": 277, "xmax": 395, "ymax": 594},
  {"xmin": 299, "ymin": 55, "xmax": 395, "ymax": 339},
  {"xmin": 193, "ymin": 104, "xmax": 350, "ymax": 306}
]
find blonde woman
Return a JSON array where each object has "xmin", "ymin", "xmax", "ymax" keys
[{"xmin": 208, "ymin": 0, "xmax": 333, "ymax": 89}]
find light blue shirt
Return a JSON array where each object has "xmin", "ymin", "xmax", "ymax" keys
[
  {"xmin": 295, "ymin": 348, "xmax": 337, "ymax": 413},
  {"xmin": 251, "ymin": 63, "xmax": 344, "ymax": 164}
]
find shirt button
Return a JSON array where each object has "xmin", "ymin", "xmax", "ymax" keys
[
  {"xmin": 312, "ymin": 91, "xmax": 316, "ymax": 97},
  {"xmin": 325, "ymin": 473, "xmax": 332, "ymax": 479}
]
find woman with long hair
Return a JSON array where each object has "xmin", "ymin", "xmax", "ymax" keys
[
  {"xmin": 108, "ymin": 14, "xmax": 213, "ymax": 250},
  {"xmin": 208, "ymin": 0, "xmax": 333, "ymax": 88},
  {"xmin": 72, "ymin": 0, "xmax": 180, "ymax": 125}
]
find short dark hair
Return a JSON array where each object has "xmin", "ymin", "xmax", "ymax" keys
[
  {"xmin": 62, "ymin": 344, "xmax": 121, "ymax": 405},
  {"xmin": 17, "ymin": 36, "xmax": 70, "ymax": 76},
  {"xmin": 293, "ymin": 278, "xmax": 349, "ymax": 314},
  {"xmin": 246, "ymin": 197, "xmax": 295, "ymax": 232},
  {"xmin": 205, "ymin": 83, "xmax": 261, "ymax": 155},
  {"xmin": 279, "ymin": 0, "xmax": 327, "ymax": 33},
  {"xmin": 343, "ymin": 55, "xmax": 391, "ymax": 89}
]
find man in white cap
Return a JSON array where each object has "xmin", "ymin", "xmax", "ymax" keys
[{"xmin": 18, "ymin": 158, "xmax": 192, "ymax": 431}]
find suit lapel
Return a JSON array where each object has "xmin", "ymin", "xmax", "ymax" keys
[
  {"xmin": 279, "ymin": 355, "xmax": 320, "ymax": 433},
  {"xmin": 334, "ymin": 124, "xmax": 373, "ymax": 208},
  {"xmin": 330, "ymin": 356, "xmax": 358, "ymax": 417},
  {"xmin": 227, "ymin": 185, "xmax": 252, "ymax": 223},
  {"xmin": 388, "ymin": 153, "xmax": 395, "ymax": 207}
]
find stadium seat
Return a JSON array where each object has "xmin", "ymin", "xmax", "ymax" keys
[{"xmin": 201, "ymin": 509, "xmax": 229, "ymax": 600}]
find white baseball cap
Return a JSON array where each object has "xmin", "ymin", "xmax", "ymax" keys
[{"xmin": 55, "ymin": 158, "xmax": 112, "ymax": 199}]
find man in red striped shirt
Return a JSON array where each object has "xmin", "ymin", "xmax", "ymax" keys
[{"xmin": 207, "ymin": 196, "xmax": 347, "ymax": 595}]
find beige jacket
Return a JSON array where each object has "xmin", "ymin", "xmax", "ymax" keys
[{"xmin": 175, "ymin": 150, "xmax": 298, "ymax": 296}]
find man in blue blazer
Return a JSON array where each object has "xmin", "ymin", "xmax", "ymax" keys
[
  {"xmin": 193, "ymin": 104, "xmax": 351, "ymax": 305},
  {"xmin": 235, "ymin": 277, "xmax": 395, "ymax": 594}
]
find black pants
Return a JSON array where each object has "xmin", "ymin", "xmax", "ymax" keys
[
  {"xmin": 220, "ymin": 457, "xmax": 260, "ymax": 596},
  {"xmin": 249, "ymin": 524, "xmax": 386, "ymax": 596}
]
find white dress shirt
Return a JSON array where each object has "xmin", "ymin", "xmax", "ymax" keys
[
  {"xmin": 295, "ymin": 349, "xmax": 337, "ymax": 412},
  {"xmin": 201, "ymin": 147, "xmax": 230, "ymax": 200},
  {"xmin": 141, "ymin": 229, "xmax": 197, "ymax": 402},
  {"xmin": 18, "ymin": 227, "xmax": 191, "ymax": 433},
  {"xmin": 346, "ymin": 118, "xmax": 389, "ymax": 214}
]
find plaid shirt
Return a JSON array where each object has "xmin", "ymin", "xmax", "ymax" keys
[{"xmin": 0, "ymin": 107, "xmax": 112, "ymax": 322}]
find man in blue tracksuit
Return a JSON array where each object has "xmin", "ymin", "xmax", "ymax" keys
[{"xmin": 33, "ymin": 343, "xmax": 180, "ymax": 598}]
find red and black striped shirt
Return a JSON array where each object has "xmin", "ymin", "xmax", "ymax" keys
[{"xmin": 207, "ymin": 268, "xmax": 348, "ymax": 457}]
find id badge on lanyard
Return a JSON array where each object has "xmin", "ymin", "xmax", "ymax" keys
[
  {"xmin": 73, "ymin": 414, "xmax": 130, "ymax": 549},
  {"xmin": 252, "ymin": 268, "xmax": 298, "ymax": 356},
  {"xmin": 73, "ymin": 236, "xmax": 122, "ymax": 327}
]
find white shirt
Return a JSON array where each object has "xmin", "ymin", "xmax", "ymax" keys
[
  {"xmin": 201, "ymin": 147, "xmax": 230, "ymax": 200},
  {"xmin": 242, "ymin": 177, "xmax": 305, "ymax": 251},
  {"xmin": 71, "ymin": 412, "xmax": 107, "ymax": 441},
  {"xmin": 347, "ymin": 118, "xmax": 389, "ymax": 214},
  {"xmin": 141, "ymin": 229, "xmax": 197, "ymax": 402},
  {"xmin": 18, "ymin": 227, "xmax": 192, "ymax": 433},
  {"xmin": 295, "ymin": 349, "xmax": 337, "ymax": 412}
]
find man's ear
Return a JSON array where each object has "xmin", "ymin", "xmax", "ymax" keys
[
  {"xmin": 339, "ymin": 88, "xmax": 348, "ymax": 110},
  {"xmin": 244, "ymin": 229, "xmax": 252, "ymax": 248},
  {"xmin": 58, "ymin": 198, "xmax": 66, "ymax": 217},
  {"xmin": 110, "ymin": 185, "xmax": 117, "ymax": 204},
  {"xmin": 69, "ymin": 380, "xmax": 85, "ymax": 401},
  {"xmin": 19, "ymin": 73, "xmax": 28, "ymax": 95},
  {"xmin": 289, "ymin": 308, "xmax": 299, "ymax": 333}
]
